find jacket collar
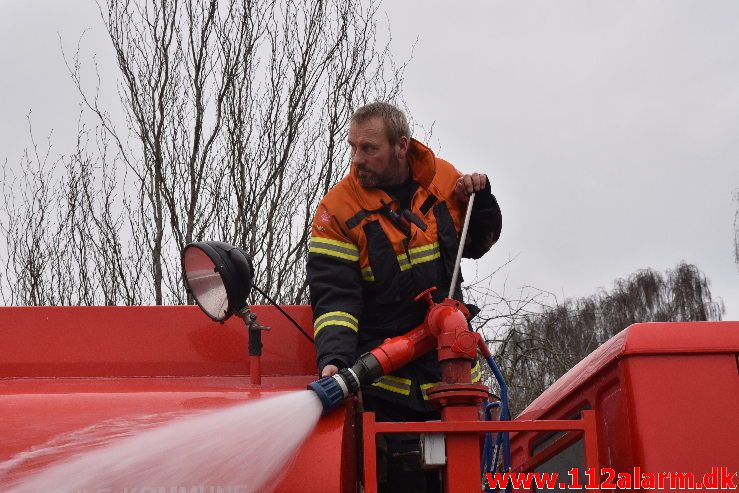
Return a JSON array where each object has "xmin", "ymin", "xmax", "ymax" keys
[{"xmin": 349, "ymin": 139, "xmax": 437, "ymax": 211}]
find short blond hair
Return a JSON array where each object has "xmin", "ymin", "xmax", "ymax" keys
[{"xmin": 351, "ymin": 102, "xmax": 411, "ymax": 145}]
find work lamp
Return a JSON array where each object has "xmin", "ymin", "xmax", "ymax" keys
[{"xmin": 181, "ymin": 241, "xmax": 254, "ymax": 322}]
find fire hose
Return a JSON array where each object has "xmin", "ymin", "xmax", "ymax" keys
[{"xmin": 307, "ymin": 288, "xmax": 481, "ymax": 414}]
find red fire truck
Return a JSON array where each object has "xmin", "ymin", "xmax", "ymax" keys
[{"xmin": 1, "ymin": 302, "xmax": 737, "ymax": 492}]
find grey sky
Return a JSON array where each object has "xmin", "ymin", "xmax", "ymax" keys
[{"xmin": 1, "ymin": 0, "xmax": 737, "ymax": 318}]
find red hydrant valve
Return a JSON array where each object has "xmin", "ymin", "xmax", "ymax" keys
[
  {"xmin": 414, "ymin": 287, "xmax": 437, "ymax": 306},
  {"xmin": 451, "ymin": 331, "xmax": 478, "ymax": 358}
]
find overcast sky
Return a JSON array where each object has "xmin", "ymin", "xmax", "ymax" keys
[{"xmin": 1, "ymin": 1, "xmax": 737, "ymax": 319}]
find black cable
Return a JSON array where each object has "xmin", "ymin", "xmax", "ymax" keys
[{"xmin": 251, "ymin": 284, "xmax": 314, "ymax": 343}]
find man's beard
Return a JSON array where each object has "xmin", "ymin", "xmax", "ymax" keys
[{"xmin": 356, "ymin": 153, "xmax": 405, "ymax": 188}]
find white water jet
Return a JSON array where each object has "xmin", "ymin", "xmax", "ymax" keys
[{"xmin": 1, "ymin": 390, "xmax": 323, "ymax": 493}]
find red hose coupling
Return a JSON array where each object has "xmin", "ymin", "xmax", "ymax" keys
[{"xmin": 369, "ymin": 323, "xmax": 436, "ymax": 374}]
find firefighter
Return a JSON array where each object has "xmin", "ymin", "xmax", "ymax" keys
[{"xmin": 307, "ymin": 102, "xmax": 502, "ymax": 492}]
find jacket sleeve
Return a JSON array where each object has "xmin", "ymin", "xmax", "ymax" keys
[
  {"xmin": 463, "ymin": 178, "xmax": 502, "ymax": 259},
  {"xmin": 306, "ymin": 202, "xmax": 363, "ymax": 372}
]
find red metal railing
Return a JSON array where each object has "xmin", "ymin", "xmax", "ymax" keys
[{"xmin": 361, "ymin": 410, "xmax": 600, "ymax": 493}]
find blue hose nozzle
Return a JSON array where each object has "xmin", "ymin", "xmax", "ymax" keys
[{"xmin": 308, "ymin": 375, "xmax": 348, "ymax": 415}]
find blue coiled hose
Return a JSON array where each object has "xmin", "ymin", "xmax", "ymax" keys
[{"xmin": 481, "ymin": 354, "xmax": 511, "ymax": 487}]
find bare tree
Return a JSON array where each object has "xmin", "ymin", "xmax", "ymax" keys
[
  {"xmin": 461, "ymin": 257, "xmax": 557, "ymax": 412},
  {"xmin": 1, "ymin": 116, "xmax": 60, "ymax": 306},
  {"xmin": 494, "ymin": 262, "xmax": 724, "ymax": 415},
  {"xmin": 1, "ymin": 0, "xmax": 405, "ymax": 306},
  {"xmin": 1, "ymin": 111, "xmax": 146, "ymax": 306}
]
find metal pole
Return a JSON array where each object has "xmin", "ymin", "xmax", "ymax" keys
[{"xmin": 449, "ymin": 193, "xmax": 475, "ymax": 297}]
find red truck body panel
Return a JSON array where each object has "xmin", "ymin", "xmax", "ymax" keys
[
  {"xmin": 0, "ymin": 306, "xmax": 356, "ymax": 493},
  {"xmin": 511, "ymin": 322, "xmax": 739, "ymax": 487},
  {"xmin": 2, "ymin": 306, "xmax": 736, "ymax": 491}
]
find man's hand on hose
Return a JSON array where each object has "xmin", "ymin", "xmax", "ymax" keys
[
  {"xmin": 455, "ymin": 173, "xmax": 487, "ymax": 205},
  {"xmin": 321, "ymin": 364, "xmax": 339, "ymax": 377}
]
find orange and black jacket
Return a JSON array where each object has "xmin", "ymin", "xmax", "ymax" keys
[{"xmin": 307, "ymin": 139, "xmax": 501, "ymax": 411}]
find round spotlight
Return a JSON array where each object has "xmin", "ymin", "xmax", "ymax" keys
[{"xmin": 181, "ymin": 241, "xmax": 254, "ymax": 322}]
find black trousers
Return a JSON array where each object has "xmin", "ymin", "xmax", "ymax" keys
[{"xmin": 363, "ymin": 394, "xmax": 443, "ymax": 493}]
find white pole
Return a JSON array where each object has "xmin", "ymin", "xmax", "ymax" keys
[{"xmin": 449, "ymin": 192, "xmax": 475, "ymax": 297}]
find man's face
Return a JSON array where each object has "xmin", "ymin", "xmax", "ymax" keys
[{"xmin": 348, "ymin": 116, "xmax": 408, "ymax": 188}]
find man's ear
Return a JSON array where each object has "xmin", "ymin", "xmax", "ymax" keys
[{"xmin": 396, "ymin": 136, "xmax": 409, "ymax": 161}]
